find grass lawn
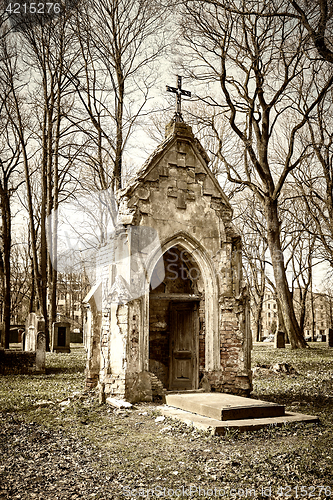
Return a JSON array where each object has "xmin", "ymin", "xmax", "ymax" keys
[{"xmin": 0, "ymin": 343, "xmax": 332, "ymax": 499}]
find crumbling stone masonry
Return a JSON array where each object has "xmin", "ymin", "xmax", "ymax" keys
[{"xmin": 84, "ymin": 121, "xmax": 252, "ymax": 402}]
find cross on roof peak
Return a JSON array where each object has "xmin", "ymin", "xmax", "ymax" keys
[{"xmin": 166, "ymin": 75, "xmax": 191, "ymax": 123}]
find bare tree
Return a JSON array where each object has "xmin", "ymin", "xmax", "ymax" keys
[
  {"xmin": 8, "ymin": 9, "xmax": 81, "ymax": 347},
  {"xmin": 195, "ymin": 1, "xmax": 333, "ymax": 64},
  {"xmin": 68, "ymin": 0, "xmax": 169, "ymax": 202},
  {"xmin": 233, "ymin": 194, "xmax": 268, "ymax": 342},
  {"xmin": 292, "ymin": 90, "xmax": 333, "ymax": 269},
  {"xmin": 9, "ymin": 239, "xmax": 32, "ymax": 324},
  {"xmin": 179, "ymin": 0, "xmax": 333, "ymax": 347},
  {"xmin": 0, "ymin": 34, "xmax": 23, "ymax": 348},
  {"xmin": 288, "ymin": 1, "xmax": 333, "ymax": 64}
]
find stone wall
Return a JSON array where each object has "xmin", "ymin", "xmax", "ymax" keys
[
  {"xmin": 149, "ymin": 300, "xmax": 169, "ymax": 387},
  {"xmin": 85, "ymin": 285, "xmax": 102, "ymax": 389}
]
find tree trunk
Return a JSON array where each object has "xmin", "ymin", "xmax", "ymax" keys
[
  {"xmin": 10, "ymin": 87, "xmax": 44, "ymax": 321},
  {"xmin": 298, "ymin": 286, "xmax": 309, "ymax": 336},
  {"xmin": 0, "ymin": 250, "xmax": 4, "ymax": 345},
  {"xmin": 114, "ymin": 71, "xmax": 124, "ymax": 191},
  {"xmin": 264, "ymin": 198, "xmax": 307, "ymax": 348},
  {"xmin": 48, "ymin": 75, "xmax": 62, "ymax": 348},
  {"xmin": 0, "ymin": 189, "xmax": 11, "ymax": 349},
  {"xmin": 253, "ymin": 295, "xmax": 264, "ymax": 342},
  {"xmin": 310, "ymin": 287, "xmax": 316, "ymax": 341},
  {"xmin": 41, "ymin": 105, "xmax": 50, "ymax": 349}
]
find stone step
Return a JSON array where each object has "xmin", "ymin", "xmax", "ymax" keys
[{"xmin": 165, "ymin": 393, "xmax": 285, "ymax": 421}]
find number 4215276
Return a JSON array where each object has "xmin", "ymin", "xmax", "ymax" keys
[{"xmin": 6, "ymin": 3, "xmax": 61, "ymax": 14}]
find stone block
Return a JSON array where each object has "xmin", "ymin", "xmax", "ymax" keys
[
  {"xmin": 187, "ymin": 167, "xmax": 195, "ymax": 179},
  {"xmin": 177, "ymin": 191, "xmax": 186, "ymax": 209},
  {"xmin": 106, "ymin": 397, "xmax": 132, "ymax": 409},
  {"xmin": 165, "ymin": 394, "xmax": 284, "ymax": 421},
  {"xmin": 126, "ymin": 371, "xmax": 152, "ymax": 403},
  {"xmin": 167, "ymin": 187, "xmax": 178, "ymax": 198},
  {"xmin": 158, "ymin": 164, "xmax": 169, "ymax": 177},
  {"xmin": 186, "ymin": 190, "xmax": 196, "ymax": 201},
  {"xmin": 177, "ymin": 180, "xmax": 187, "ymax": 190}
]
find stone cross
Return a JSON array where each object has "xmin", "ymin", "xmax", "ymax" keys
[
  {"xmin": 166, "ymin": 76, "xmax": 191, "ymax": 122},
  {"xmin": 167, "ymin": 168, "xmax": 196, "ymax": 209}
]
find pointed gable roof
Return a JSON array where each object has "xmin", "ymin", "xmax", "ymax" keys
[{"xmin": 120, "ymin": 121, "xmax": 231, "ymax": 209}]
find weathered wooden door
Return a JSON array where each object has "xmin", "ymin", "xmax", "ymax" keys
[{"xmin": 169, "ymin": 302, "xmax": 198, "ymax": 390}]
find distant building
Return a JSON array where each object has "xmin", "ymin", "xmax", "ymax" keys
[
  {"xmin": 261, "ymin": 291, "xmax": 278, "ymax": 336},
  {"xmin": 55, "ymin": 273, "xmax": 88, "ymax": 336},
  {"xmin": 252, "ymin": 288, "xmax": 332, "ymax": 340},
  {"xmin": 297, "ymin": 289, "xmax": 333, "ymax": 341}
]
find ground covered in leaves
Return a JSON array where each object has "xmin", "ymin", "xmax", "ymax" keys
[{"xmin": 0, "ymin": 344, "xmax": 332, "ymax": 499}]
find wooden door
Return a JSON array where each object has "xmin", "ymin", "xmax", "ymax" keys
[{"xmin": 169, "ymin": 302, "xmax": 198, "ymax": 390}]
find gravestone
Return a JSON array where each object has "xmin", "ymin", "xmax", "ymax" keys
[
  {"xmin": 35, "ymin": 331, "xmax": 46, "ymax": 373},
  {"xmin": 21, "ymin": 330, "xmax": 26, "ymax": 351},
  {"xmin": 274, "ymin": 331, "xmax": 285, "ymax": 349},
  {"xmin": 52, "ymin": 322, "xmax": 70, "ymax": 353},
  {"xmin": 24, "ymin": 313, "xmax": 45, "ymax": 351},
  {"xmin": 328, "ymin": 328, "xmax": 333, "ymax": 348}
]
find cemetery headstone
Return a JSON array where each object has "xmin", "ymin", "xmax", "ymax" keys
[
  {"xmin": 36, "ymin": 331, "xmax": 46, "ymax": 373},
  {"xmin": 24, "ymin": 313, "xmax": 45, "ymax": 351},
  {"xmin": 52, "ymin": 322, "xmax": 71, "ymax": 353},
  {"xmin": 21, "ymin": 330, "xmax": 26, "ymax": 351},
  {"xmin": 274, "ymin": 331, "xmax": 285, "ymax": 349}
]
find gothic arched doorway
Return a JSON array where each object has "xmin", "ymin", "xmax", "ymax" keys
[
  {"xmin": 140, "ymin": 232, "xmax": 220, "ymax": 390},
  {"xmin": 148, "ymin": 244, "xmax": 204, "ymax": 390}
]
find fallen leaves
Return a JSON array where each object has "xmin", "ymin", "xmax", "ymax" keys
[{"xmin": 0, "ymin": 344, "xmax": 332, "ymax": 499}]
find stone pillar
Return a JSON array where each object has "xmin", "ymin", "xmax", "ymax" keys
[
  {"xmin": 327, "ymin": 328, "xmax": 333, "ymax": 348},
  {"xmin": 84, "ymin": 284, "xmax": 102, "ymax": 389}
]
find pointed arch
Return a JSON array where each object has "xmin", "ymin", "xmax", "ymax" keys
[{"xmin": 139, "ymin": 231, "xmax": 220, "ymax": 373}]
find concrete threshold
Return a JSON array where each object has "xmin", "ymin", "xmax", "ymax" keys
[{"xmin": 158, "ymin": 405, "xmax": 319, "ymax": 436}]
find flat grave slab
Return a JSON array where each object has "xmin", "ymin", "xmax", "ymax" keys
[
  {"xmin": 165, "ymin": 393, "xmax": 285, "ymax": 421},
  {"xmin": 159, "ymin": 405, "xmax": 319, "ymax": 436}
]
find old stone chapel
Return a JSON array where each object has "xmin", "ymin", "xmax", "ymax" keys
[{"xmin": 84, "ymin": 119, "xmax": 252, "ymax": 402}]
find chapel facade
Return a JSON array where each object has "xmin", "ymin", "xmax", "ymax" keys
[{"xmin": 84, "ymin": 120, "xmax": 252, "ymax": 402}]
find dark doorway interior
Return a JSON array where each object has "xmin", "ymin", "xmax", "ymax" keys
[
  {"xmin": 149, "ymin": 245, "xmax": 201, "ymax": 390},
  {"xmin": 58, "ymin": 327, "xmax": 66, "ymax": 347}
]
